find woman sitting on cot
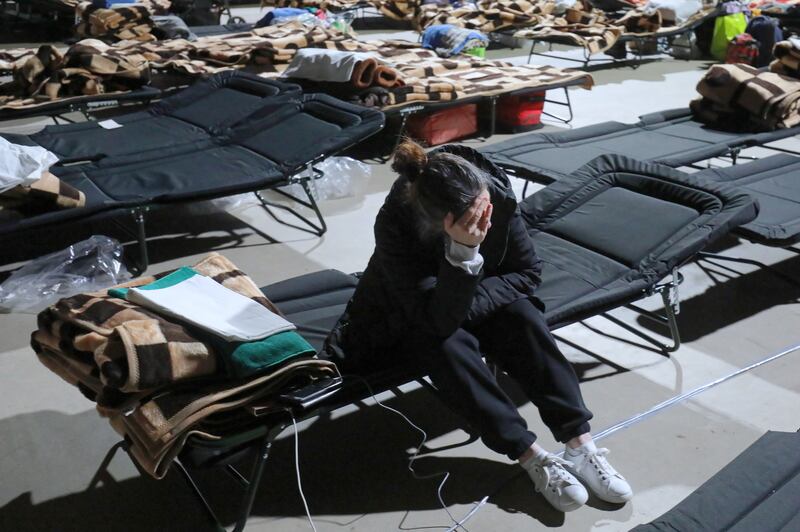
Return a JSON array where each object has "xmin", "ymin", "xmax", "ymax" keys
[{"xmin": 326, "ymin": 140, "xmax": 632, "ymax": 512}]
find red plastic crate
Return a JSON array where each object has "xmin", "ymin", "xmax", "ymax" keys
[
  {"xmin": 406, "ymin": 104, "xmax": 478, "ymax": 146},
  {"xmin": 497, "ymin": 92, "xmax": 545, "ymax": 132}
]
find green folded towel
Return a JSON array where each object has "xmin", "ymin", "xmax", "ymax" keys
[{"xmin": 108, "ymin": 267, "xmax": 315, "ymax": 378}]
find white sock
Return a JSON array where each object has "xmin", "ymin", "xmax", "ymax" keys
[
  {"xmin": 521, "ymin": 445, "xmax": 550, "ymax": 468},
  {"xmin": 565, "ymin": 440, "xmax": 597, "ymax": 457}
]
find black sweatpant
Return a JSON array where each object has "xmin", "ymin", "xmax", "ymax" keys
[{"xmin": 402, "ymin": 298, "xmax": 593, "ymax": 461}]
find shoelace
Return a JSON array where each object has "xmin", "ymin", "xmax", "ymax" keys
[
  {"xmin": 584, "ymin": 448, "xmax": 620, "ymax": 480},
  {"xmin": 539, "ymin": 455, "xmax": 576, "ymax": 489}
]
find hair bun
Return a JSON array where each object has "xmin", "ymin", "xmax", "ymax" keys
[{"xmin": 392, "ymin": 139, "xmax": 427, "ymax": 182}]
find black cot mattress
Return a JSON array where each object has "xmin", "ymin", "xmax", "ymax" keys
[
  {"xmin": 696, "ymin": 154, "xmax": 800, "ymax": 247},
  {"xmin": 0, "ymin": 70, "xmax": 385, "ymax": 235},
  {"xmin": 481, "ymin": 108, "xmax": 800, "ymax": 184},
  {"xmin": 520, "ymin": 155, "xmax": 758, "ymax": 328},
  {"xmin": 632, "ymin": 431, "xmax": 800, "ymax": 532}
]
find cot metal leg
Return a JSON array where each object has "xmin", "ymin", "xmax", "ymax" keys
[
  {"xmin": 488, "ymin": 96, "xmax": 498, "ymax": 137},
  {"xmin": 109, "ymin": 207, "xmax": 149, "ymax": 276},
  {"xmin": 231, "ymin": 437, "xmax": 273, "ymax": 532},
  {"xmin": 542, "ymin": 86, "xmax": 574, "ymax": 124},
  {"xmin": 527, "ymin": 40, "xmax": 536, "ymax": 64},
  {"xmin": 697, "ymin": 251, "xmax": 800, "ymax": 288},
  {"xmin": 174, "ymin": 460, "xmax": 227, "ymax": 531},
  {"xmin": 601, "ymin": 269, "xmax": 683, "ymax": 354},
  {"xmin": 86, "ymin": 440, "xmax": 129, "ymax": 490},
  {"xmin": 173, "ymin": 428, "xmax": 281, "ymax": 532},
  {"xmin": 255, "ymin": 165, "xmax": 327, "ymax": 237}
]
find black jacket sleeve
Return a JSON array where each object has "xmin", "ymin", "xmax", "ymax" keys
[
  {"xmin": 373, "ymin": 203, "xmax": 481, "ymax": 340},
  {"xmin": 466, "ymin": 208, "xmax": 543, "ymax": 325}
]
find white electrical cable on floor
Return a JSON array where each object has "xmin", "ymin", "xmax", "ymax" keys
[
  {"xmin": 290, "ymin": 413, "xmax": 318, "ymax": 532},
  {"xmin": 352, "ymin": 375, "xmax": 470, "ymax": 532},
  {"xmin": 287, "ymin": 341, "xmax": 800, "ymax": 531},
  {"xmin": 450, "ymin": 340, "xmax": 800, "ymax": 528}
]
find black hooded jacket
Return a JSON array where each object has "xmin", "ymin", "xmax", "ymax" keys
[{"xmin": 325, "ymin": 146, "xmax": 543, "ymax": 370}]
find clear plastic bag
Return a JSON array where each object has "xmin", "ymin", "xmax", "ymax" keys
[
  {"xmin": 280, "ymin": 157, "xmax": 372, "ymax": 201},
  {"xmin": 0, "ymin": 235, "xmax": 130, "ymax": 314}
]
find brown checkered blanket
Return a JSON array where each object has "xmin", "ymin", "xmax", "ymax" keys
[
  {"xmin": 1, "ymin": 21, "xmax": 592, "ymax": 111},
  {"xmin": 51, "ymin": 0, "xmax": 171, "ymax": 14},
  {"xmin": 261, "ymin": 0, "xmax": 369, "ymax": 9},
  {"xmin": 267, "ymin": 36, "xmax": 593, "ymax": 108},
  {"xmin": 417, "ymin": 0, "xmax": 555, "ymax": 33},
  {"xmin": 32, "ymin": 252, "xmax": 337, "ymax": 478},
  {"xmin": 0, "ymin": 49, "xmax": 37, "ymax": 73},
  {"xmin": 771, "ymin": 40, "xmax": 800, "ymax": 78},
  {"xmin": 692, "ymin": 63, "xmax": 800, "ymax": 131},
  {"xmin": 0, "ymin": 172, "xmax": 85, "ymax": 218},
  {"xmin": 76, "ymin": 2, "xmax": 158, "ymax": 43},
  {"xmin": 0, "ymin": 41, "xmax": 150, "ymax": 110}
]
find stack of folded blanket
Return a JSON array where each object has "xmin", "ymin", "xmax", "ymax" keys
[
  {"xmin": 280, "ymin": 49, "xmax": 404, "ymax": 106},
  {"xmin": 691, "ymin": 63, "xmax": 800, "ymax": 131},
  {"xmin": 31, "ymin": 253, "xmax": 336, "ymax": 478},
  {"xmin": 0, "ymin": 40, "xmax": 151, "ymax": 109},
  {"xmin": 75, "ymin": 3, "xmax": 157, "ymax": 43},
  {"xmin": 771, "ymin": 39, "xmax": 800, "ymax": 78}
]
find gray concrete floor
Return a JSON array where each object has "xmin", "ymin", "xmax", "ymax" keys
[{"xmin": 1, "ymin": 11, "xmax": 800, "ymax": 532}]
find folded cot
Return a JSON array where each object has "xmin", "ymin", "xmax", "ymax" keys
[
  {"xmin": 89, "ymin": 154, "xmax": 758, "ymax": 531},
  {"xmin": 0, "ymin": 70, "xmax": 385, "ymax": 272},
  {"xmin": 480, "ymin": 108, "xmax": 800, "ymax": 187}
]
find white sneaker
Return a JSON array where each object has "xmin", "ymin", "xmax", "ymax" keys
[
  {"xmin": 565, "ymin": 447, "xmax": 633, "ymax": 504},
  {"xmin": 522, "ymin": 453, "xmax": 588, "ymax": 512}
]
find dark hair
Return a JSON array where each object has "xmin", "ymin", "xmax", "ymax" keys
[{"xmin": 392, "ymin": 140, "xmax": 489, "ymax": 230}]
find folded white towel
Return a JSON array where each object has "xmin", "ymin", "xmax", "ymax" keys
[{"xmin": 128, "ymin": 274, "xmax": 295, "ymax": 342}]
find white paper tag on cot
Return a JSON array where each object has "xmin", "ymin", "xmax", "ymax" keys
[{"xmin": 98, "ymin": 119, "xmax": 123, "ymax": 130}]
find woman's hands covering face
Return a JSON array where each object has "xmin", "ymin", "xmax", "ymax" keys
[{"xmin": 443, "ymin": 190, "xmax": 492, "ymax": 248}]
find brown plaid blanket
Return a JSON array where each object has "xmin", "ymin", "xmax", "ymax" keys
[
  {"xmin": 0, "ymin": 171, "xmax": 85, "ymax": 218},
  {"xmin": 32, "ymin": 252, "xmax": 337, "ymax": 477},
  {"xmin": 260, "ymin": 0, "xmax": 369, "ymax": 9},
  {"xmin": 0, "ymin": 49, "xmax": 37, "ymax": 72},
  {"xmin": 417, "ymin": 0, "xmax": 555, "ymax": 33},
  {"xmin": 1, "ymin": 21, "xmax": 592, "ymax": 111},
  {"xmin": 76, "ymin": 2, "xmax": 158, "ymax": 43},
  {"xmin": 692, "ymin": 63, "xmax": 800, "ymax": 131},
  {"xmin": 32, "ymin": 253, "xmax": 283, "ymax": 396},
  {"xmin": 771, "ymin": 40, "xmax": 800, "ymax": 78},
  {"xmin": 50, "ymin": 0, "xmax": 171, "ymax": 14},
  {"xmin": 109, "ymin": 356, "xmax": 336, "ymax": 478},
  {"xmin": 295, "ymin": 37, "xmax": 593, "ymax": 107},
  {"xmin": 0, "ymin": 41, "xmax": 150, "ymax": 110}
]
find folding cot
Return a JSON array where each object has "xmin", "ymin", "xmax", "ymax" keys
[
  {"xmin": 0, "ymin": 70, "xmax": 385, "ymax": 272},
  {"xmin": 480, "ymin": 108, "xmax": 800, "ymax": 188},
  {"xmin": 90, "ymin": 153, "xmax": 758, "ymax": 531},
  {"xmin": 520, "ymin": 6, "xmax": 721, "ymax": 69},
  {"xmin": 0, "ymin": 86, "xmax": 163, "ymax": 124}
]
